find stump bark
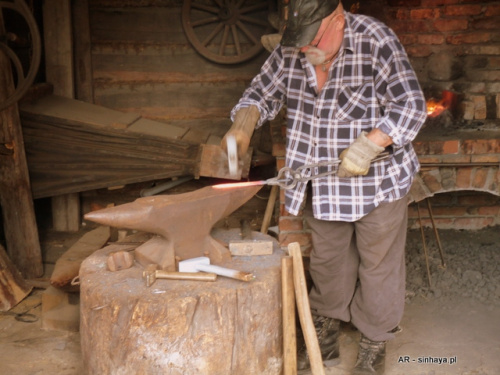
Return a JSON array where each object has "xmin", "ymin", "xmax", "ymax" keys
[{"xmin": 80, "ymin": 230, "xmax": 284, "ymax": 375}]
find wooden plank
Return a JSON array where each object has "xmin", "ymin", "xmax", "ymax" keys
[
  {"xmin": 50, "ymin": 226, "xmax": 111, "ymax": 291},
  {"xmin": 89, "ymin": 7, "xmax": 187, "ymax": 44},
  {"xmin": 92, "ymin": 81, "xmax": 247, "ymax": 121},
  {"xmin": 20, "ymin": 95, "xmax": 142, "ymax": 130},
  {"xmin": 43, "ymin": 0, "xmax": 73, "ymax": 97},
  {"xmin": 127, "ymin": 118, "xmax": 188, "ymax": 140},
  {"xmin": 72, "ymin": 0, "xmax": 94, "ymax": 103}
]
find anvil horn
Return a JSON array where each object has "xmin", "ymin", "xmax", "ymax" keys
[{"xmin": 84, "ymin": 184, "xmax": 263, "ymax": 269}]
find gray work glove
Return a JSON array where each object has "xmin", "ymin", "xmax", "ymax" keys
[
  {"xmin": 221, "ymin": 105, "xmax": 260, "ymax": 158},
  {"xmin": 338, "ymin": 131, "xmax": 385, "ymax": 177}
]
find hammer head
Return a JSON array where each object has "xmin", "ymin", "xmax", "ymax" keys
[
  {"xmin": 178, "ymin": 256, "xmax": 210, "ymax": 273},
  {"xmin": 143, "ymin": 264, "xmax": 159, "ymax": 287}
]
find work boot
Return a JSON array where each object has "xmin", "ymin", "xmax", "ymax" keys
[
  {"xmin": 352, "ymin": 334, "xmax": 386, "ymax": 375},
  {"xmin": 297, "ymin": 315, "xmax": 340, "ymax": 374}
]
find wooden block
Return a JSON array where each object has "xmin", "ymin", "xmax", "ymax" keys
[
  {"xmin": 198, "ymin": 144, "xmax": 252, "ymax": 180},
  {"xmin": 229, "ymin": 241, "xmax": 273, "ymax": 256},
  {"xmin": 41, "ymin": 286, "xmax": 80, "ymax": 332}
]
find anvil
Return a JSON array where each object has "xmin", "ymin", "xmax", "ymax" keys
[{"xmin": 84, "ymin": 184, "xmax": 262, "ymax": 270}]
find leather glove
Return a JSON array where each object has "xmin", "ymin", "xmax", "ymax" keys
[
  {"xmin": 221, "ymin": 105, "xmax": 260, "ymax": 158},
  {"xmin": 337, "ymin": 131, "xmax": 385, "ymax": 177}
]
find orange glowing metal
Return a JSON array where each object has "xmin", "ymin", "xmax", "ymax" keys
[{"xmin": 213, "ymin": 180, "xmax": 267, "ymax": 189}]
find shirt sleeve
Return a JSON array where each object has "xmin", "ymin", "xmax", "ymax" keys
[
  {"xmin": 373, "ymin": 34, "xmax": 427, "ymax": 147},
  {"xmin": 231, "ymin": 47, "xmax": 288, "ymax": 128}
]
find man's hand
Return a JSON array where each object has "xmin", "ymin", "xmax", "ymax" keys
[
  {"xmin": 221, "ymin": 105, "xmax": 260, "ymax": 158},
  {"xmin": 338, "ymin": 131, "xmax": 385, "ymax": 177}
]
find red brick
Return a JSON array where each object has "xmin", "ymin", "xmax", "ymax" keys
[
  {"xmin": 433, "ymin": 19, "xmax": 468, "ymax": 32},
  {"xmin": 279, "ymin": 216, "xmax": 303, "ymax": 231},
  {"xmin": 275, "ymin": 157, "xmax": 286, "ymax": 170},
  {"xmin": 417, "ymin": 34, "xmax": 446, "ymax": 45},
  {"xmin": 458, "ymin": 192, "xmax": 498, "ymax": 206},
  {"xmin": 279, "ymin": 232, "xmax": 311, "ymax": 247},
  {"xmin": 444, "ymin": 4, "xmax": 482, "ymax": 17},
  {"xmin": 387, "ymin": 0, "xmax": 422, "ymax": 6},
  {"xmin": 485, "ymin": 4, "xmax": 500, "ymax": 17},
  {"xmin": 405, "ymin": 45, "xmax": 433, "ymax": 57},
  {"xmin": 462, "ymin": 139, "xmax": 500, "ymax": 154},
  {"xmin": 391, "ymin": 20, "xmax": 434, "ymax": 34},
  {"xmin": 399, "ymin": 34, "xmax": 419, "ymax": 45},
  {"xmin": 272, "ymin": 143, "xmax": 286, "ymax": 157},
  {"xmin": 478, "ymin": 206, "xmax": 500, "ymax": 216},
  {"xmin": 411, "ymin": 8, "xmax": 440, "ymax": 19},
  {"xmin": 453, "ymin": 217, "xmax": 495, "ymax": 230},
  {"xmin": 472, "ymin": 17, "xmax": 500, "ymax": 30},
  {"xmin": 395, "ymin": 9, "xmax": 410, "ymax": 20},
  {"xmin": 430, "ymin": 206, "xmax": 468, "ymax": 217},
  {"xmin": 447, "ymin": 32, "xmax": 492, "ymax": 44},
  {"xmin": 421, "ymin": 0, "xmax": 460, "ymax": 6}
]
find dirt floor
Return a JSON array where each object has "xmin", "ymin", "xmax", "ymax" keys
[{"xmin": 0, "ymin": 178, "xmax": 499, "ymax": 375}]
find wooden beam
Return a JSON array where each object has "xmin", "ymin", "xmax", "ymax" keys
[
  {"xmin": 0, "ymin": 31, "xmax": 43, "ymax": 278},
  {"xmin": 43, "ymin": 0, "xmax": 80, "ymax": 231}
]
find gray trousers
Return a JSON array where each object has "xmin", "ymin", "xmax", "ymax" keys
[{"xmin": 304, "ymin": 196, "xmax": 408, "ymax": 342}]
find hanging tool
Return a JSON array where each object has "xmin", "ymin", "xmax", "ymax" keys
[{"xmin": 214, "ymin": 152, "xmax": 390, "ymax": 190}]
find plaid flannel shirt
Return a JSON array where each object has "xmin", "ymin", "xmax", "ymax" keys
[{"xmin": 232, "ymin": 11, "xmax": 427, "ymax": 221}]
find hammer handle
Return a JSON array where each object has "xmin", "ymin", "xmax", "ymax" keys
[{"xmin": 156, "ymin": 271, "xmax": 217, "ymax": 281}]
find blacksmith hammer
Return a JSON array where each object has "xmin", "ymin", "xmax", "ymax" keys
[{"xmin": 142, "ymin": 264, "xmax": 217, "ymax": 287}]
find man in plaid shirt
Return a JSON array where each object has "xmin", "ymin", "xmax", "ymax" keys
[{"xmin": 222, "ymin": 1, "xmax": 427, "ymax": 374}]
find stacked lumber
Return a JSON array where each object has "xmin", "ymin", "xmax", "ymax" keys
[{"xmin": 19, "ymin": 95, "xmax": 212, "ymax": 199}]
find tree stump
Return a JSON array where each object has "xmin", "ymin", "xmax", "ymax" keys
[{"xmin": 79, "ymin": 230, "xmax": 284, "ymax": 375}]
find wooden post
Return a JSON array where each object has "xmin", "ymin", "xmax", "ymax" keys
[
  {"xmin": 282, "ymin": 256, "xmax": 297, "ymax": 375},
  {"xmin": 289, "ymin": 242, "xmax": 325, "ymax": 375},
  {"xmin": 0, "ymin": 14, "xmax": 43, "ymax": 278},
  {"xmin": 43, "ymin": 0, "xmax": 80, "ymax": 231}
]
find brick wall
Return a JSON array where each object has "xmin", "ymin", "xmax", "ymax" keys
[{"xmin": 378, "ymin": 0, "xmax": 500, "ymax": 124}]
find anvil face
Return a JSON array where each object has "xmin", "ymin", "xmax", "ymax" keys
[{"xmin": 84, "ymin": 184, "xmax": 263, "ymax": 268}]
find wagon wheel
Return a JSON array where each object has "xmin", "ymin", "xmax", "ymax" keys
[
  {"xmin": 0, "ymin": 0, "xmax": 41, "ymax": 111},
  {"xmin": 182, "ymin": 0, "xmax": 273, "ymax": 64}
]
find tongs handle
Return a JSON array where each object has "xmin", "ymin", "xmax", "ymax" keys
[{"xmin": 268, "ymin": 151, "xmax": 391, "ymax": 190}]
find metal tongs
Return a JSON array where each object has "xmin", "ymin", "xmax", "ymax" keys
[
  {"xmin": 265, "ymin": 151, "xmax": 391, "ymax": 190},
  {"xmin": 214, "ymin": 152, "xmax": 390, "ymax": 191}
]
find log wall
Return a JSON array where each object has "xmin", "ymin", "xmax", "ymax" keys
[{"xmin": 87, "ymin": 1, "xmax": 269, "ymax": 134}]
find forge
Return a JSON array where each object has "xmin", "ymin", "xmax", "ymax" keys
[{"xmin": 79, "ymin": 185, "xmax": 285, "ymax": 374}]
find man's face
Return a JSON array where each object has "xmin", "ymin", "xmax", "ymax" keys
[{"xmin": 299, "ymin": 12, "xmax": 344, "ymax": 66}]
